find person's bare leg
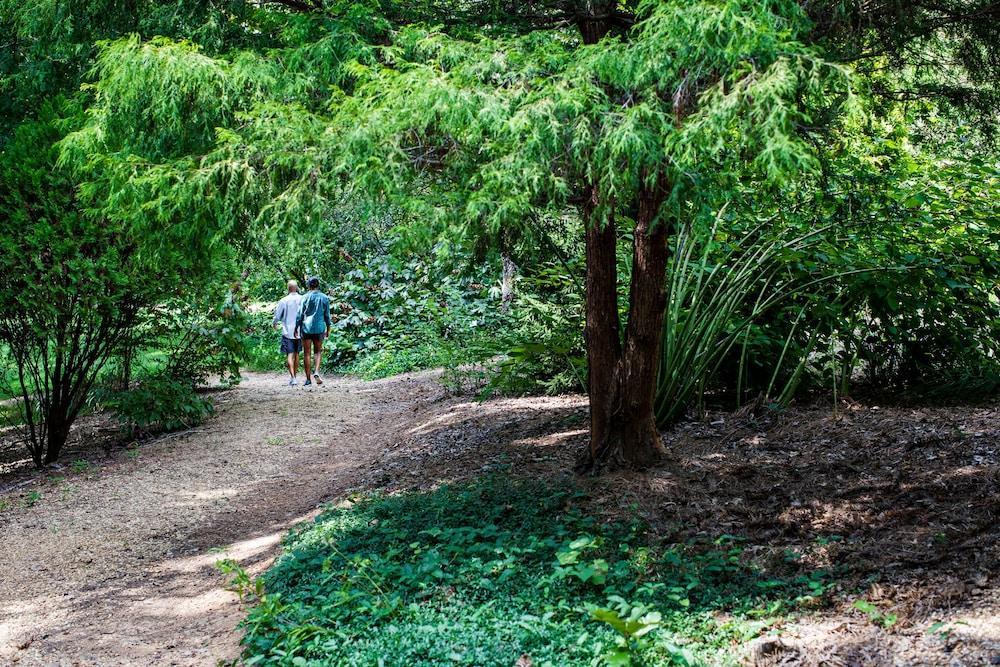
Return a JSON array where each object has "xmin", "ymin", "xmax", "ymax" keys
[
  {"xmin": 312, "ymin": 339, "xmax": 324, "ymax": 383},
  {"xmin": 303, "ymin": 339, "xmax": 313, "ymax": 380},
  {"xmin": 291, "ymin": 350, "xmax": 299, "ymax": 378},
  {"xmin": 285, "ymin": 352, "xmax": 296, "ymax": 379}
]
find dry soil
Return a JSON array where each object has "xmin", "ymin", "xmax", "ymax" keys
[
  {"xmin": 1, "ymin": 373, "xmax": 997, "ymax": 666},
  {"xmin": 0, "ymin": 372, "xmax": 450, "ymax": 666}
]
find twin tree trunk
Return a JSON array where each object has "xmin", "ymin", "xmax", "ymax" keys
[
  {"xmin": 579, "ymin": 179, "xmax": 671, "ymax": 471},
  {"xmin": 573, "ymin": 7, "xmax": 672, "ymax": 471}
]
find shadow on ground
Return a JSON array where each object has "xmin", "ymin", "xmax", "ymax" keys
[{"xmin": 352, "ymin": 392, "xmax": 1000, "ymax": 665}]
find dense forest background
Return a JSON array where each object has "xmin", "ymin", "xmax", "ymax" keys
[
  {"xmin": 2, "ymin": 2, "xmax": 1000, "ymax": 665},
  {"xmin": 1, "ymin": 0, "xmax": 999, "ymax": 463}
]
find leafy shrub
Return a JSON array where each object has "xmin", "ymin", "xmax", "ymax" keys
[
  {"xmin": 243, "ymin": 311, "xmax": 291, "ymax": 373},
  {"xmin": 327, "ymin": 247, "xmax": 501, "ymax": 366},
  {"xmin": 663, "ymin": 137, "xmax": 1000, "ymax": 410},
  {"xmin": 86, "ymin": 291, "xmax": 242, "ymax": 436},
  {"xmin": 240, "ymin": 477, "xmax": 835, "ymax": 666},
  {"xmin": 243, "ymin": 249, "xmax": 588, "ymax": 393},
  {"xmin": 158, "ymin": 288, "xmax": 247, "ymax": 387},
  {"xmin": 103, "ymin": 375, "xmax": 213, "ymax": 436},
  {"xmin": 482, "ymin": 259, "xmax": 586, "ymax": 397},
  {"xmin": 244, "ymin": 244, "xmax": 508, "ymax": 379},
  {"xmin": 338, "ymin": 330, "xmax": 496, "ymax": 381},
  {"xmin": 774, "ymin": 137, "xmax": 1000, "ymax": 399}
]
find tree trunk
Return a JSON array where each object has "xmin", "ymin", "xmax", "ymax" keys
[
  {"xmin": 500, "ymin": 253, "xmax": 518, "ymax": 313},
  {"xmin": 579, "ymin": 175, "xmax": 671, "ymax": 471},
  {"xmin": 118, "ymin": 332, "xmax": 134, "ymax": 391},
  {"xmin": 582, "ymin": 186, "xmax": 622, "ymax": 452},
  {"xmin": 43, "ymin": 404, "xmax": 71, "ymax": 466},
  {"xmin": 575, "ymin": 1, "xmax": 618, "ymax": 44},
  {"xmin": 572, "ymin": 7, "xmax": 670, "ymax": 471},
  {"xmin": 615, "ymin": 176, "xmax": 671, "ymax": 464}
]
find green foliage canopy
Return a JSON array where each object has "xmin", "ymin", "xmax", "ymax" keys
[{"xmin": 0, "ymin": 96, "xmax": 239, "ymax": 465}]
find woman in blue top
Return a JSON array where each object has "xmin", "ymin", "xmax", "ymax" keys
[{"xmin": 294, "ymin": 276, "xmax": 332, "ymax": 386}]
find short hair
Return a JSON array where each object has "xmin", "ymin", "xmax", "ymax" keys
[
  {"xmin": 307, "ymin": 276, "xmax": 320, "ymax": 289},
  {"xmin": 287, "ymin": 280, "xmax": 298, "ymax": 292}
]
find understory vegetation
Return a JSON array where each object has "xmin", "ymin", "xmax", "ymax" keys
[
  {"xmin": 2, "ymin": 0, "xmax": 998, "ymax": 470},
  {"xmin": 1, "ymin": 0, "xmax": 999, "ymax": 663},
  {"xmin": 234, "ymin": 477, "xmax": 834, "ymax": 667}
]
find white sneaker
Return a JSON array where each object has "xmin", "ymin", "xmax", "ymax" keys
[
  {"xmin": 288, "ymin": 378, "xmax": 298, "ymax": 386},
  {"xmin": 313, "ymin": 374, "xmax": 323, "ymax": 386}
]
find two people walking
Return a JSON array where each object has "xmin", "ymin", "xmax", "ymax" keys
[{"xmin": 273, "ymin": 277, "xmax": 332, "ymax": 386}]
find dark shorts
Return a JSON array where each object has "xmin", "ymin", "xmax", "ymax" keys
[
  {"xmin": 301, "ymin": 332, "xmax": 325, "ymax": 345},
  {"xmin": 280, "ymin": 336, "xmax": 302, "ymax": 354}
]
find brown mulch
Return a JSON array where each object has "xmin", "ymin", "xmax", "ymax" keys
[
  {"xmin": 0, "ymin": 410, "xmax": 121, "ymax": 486},
  {"xmin": 357, "ymin": 393, "xmax": 1000, "ymax": 666},
  {"xmin": 2, "ymin": 373, "xmax": 997, "ymax": 665}
]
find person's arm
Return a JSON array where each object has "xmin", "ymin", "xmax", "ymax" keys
[
  {"xmin": 324, "ymin": 296, "xmax": 331, "ymax": 338},
  {"xmin": 274, "ymin": 300, "xmax": 284, "ymax": 331},
  {"xmin": 295, "ymin": 298, "xmax": 304, "ymax": 338}
]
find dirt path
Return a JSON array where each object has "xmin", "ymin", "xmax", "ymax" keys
[
  {"xmin": 2, "ymin": 372, "xmax": 997, "ymax": 666},
  {"xmin": 0, "ymin": 372, "xmax": 448, "ymax": 666}
]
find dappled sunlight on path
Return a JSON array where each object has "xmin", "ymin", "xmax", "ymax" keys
[
  {"xmin": 0, "ymin": 371, "xmax": 447, "ymax": 665},
  {"xmin": 2, "ymin": 371, "xmax": 997, "ymax": 665}
]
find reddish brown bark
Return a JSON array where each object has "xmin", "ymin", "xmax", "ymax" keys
[
  {"xmin": 615, "ymin": 175, "xmax": 671, "ymax": 464},
  {"xmin": 580, "ymin": 174, "xmax": 671, "ymax": 471},
  {"xmin": 572, "ymin": 8, "xmax": 670, "ymax": 471},
  {"xmin": 582, "ymin": 186, "xmax": 621, "ymax": 452}
]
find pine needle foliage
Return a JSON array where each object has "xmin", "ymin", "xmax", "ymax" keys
[
  {"xmin": 5, "ymin": 0, "xmax": 998, "ymax": 464},
  {"xmin": 61, "ymin": 1, "xmax": 857, "ymax": 243}
]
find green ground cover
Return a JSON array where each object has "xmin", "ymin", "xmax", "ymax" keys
[{"xmin": 235, "ymin": 477, "xmax": 835, "ymax": 666}]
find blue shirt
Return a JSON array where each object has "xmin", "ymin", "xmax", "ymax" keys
[{"xmin": 296, "ymin": 290, "xmax": 332, "ymax": 335}]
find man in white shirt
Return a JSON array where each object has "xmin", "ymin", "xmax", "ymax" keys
[{"xmin": 273, "ymin": 280, "xmax": 304, "ymax": 385}]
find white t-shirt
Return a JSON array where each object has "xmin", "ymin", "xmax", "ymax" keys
[{"xmin": 273, "ymin": 292, "xmax": 303, "ymax": 339}]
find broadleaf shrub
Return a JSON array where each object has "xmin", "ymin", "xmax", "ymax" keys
[
  {"xmin": 94, "ymin": 291, "xmax": 243, "ymax": 437},
  {"xmin": 245, "ymin": 244, "xmax": 506, "ymax": 378},
  {"xmin": 103, "ymin": 375, "xmax": 214, "ymax": 436}
]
